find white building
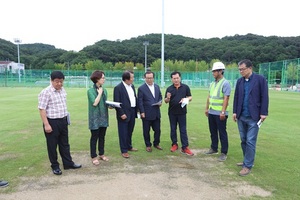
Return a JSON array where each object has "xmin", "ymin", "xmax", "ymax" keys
[{"xmin": 0, "ymin": 61, "xmax": 25, "ymax": 74}]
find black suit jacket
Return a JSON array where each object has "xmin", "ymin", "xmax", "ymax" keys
[
  {"xmin": 138, "ymin": 83, "xmax": 162, "ymax": 120},
  {"xmin": 113, "ymin": 82, "xmax": 137, "ymax": 122}
]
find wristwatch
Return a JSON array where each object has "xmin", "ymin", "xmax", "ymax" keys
[{"xmin": 221, "ymin": 111, "xmax": 225, "ymax": 115}]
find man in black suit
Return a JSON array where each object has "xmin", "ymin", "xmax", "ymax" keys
[
  {"xmin": 138, "ymin": 71, "xmax": 163, "ymax": 152},
  {"xmin": 113, "ymin": 71, "xmax": 138, "ymax": 158}
]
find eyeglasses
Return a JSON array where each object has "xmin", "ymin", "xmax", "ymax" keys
[
  {"xmin": 145, "ymin": 77, "xmax": 154, "ymax": 80},
  {"xmin": 238, "ymin": 67, "xmax": 248, "ymax": 72}
]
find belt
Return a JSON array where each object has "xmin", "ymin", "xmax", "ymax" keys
[{"xmin": 48, "ymin": 116, "xmax": 67, "ymax": 120}]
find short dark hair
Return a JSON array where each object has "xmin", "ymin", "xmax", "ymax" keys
[
  {"xmin": 238, "ymin": 59, "xmax": 253, "ymax": 68},
  {"xmin": 144, "ymin": 71, "xmax": 155, "ymax": 78},
  {"xmin": 170, "ymin": 71, "xmax": 181, "ymax": 78},
  {"xmin": 122, "ymin": 70, "xmax": 133, "ymax": 81},
  {"xmin": 90, "ymin": 70, "xmax": 105, "ymax": 83},
  {"xmin": 51, "ymin": 71, "xmax": 64, "ymax": 81}
]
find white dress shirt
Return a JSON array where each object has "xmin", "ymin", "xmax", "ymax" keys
[
  {"xmin": 147, "ymin": 83, "xmax": 155, "ymax": 98},
  {"xmin": 122, "ymin": 81, "xmax": 136, "ymax": 107}
]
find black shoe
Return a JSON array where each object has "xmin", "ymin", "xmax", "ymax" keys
[
  {"xmin": 53, "ymin": 168, "xmax": 62, "ymax": 175},
  {"xmin": 63, "ymin": 163, "xmax": 82, "ymax": 170}
]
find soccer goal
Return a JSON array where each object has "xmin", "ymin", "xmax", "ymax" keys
[{"xmin": 65, "ymin": 76, "xmax": 89, "ymax": 88}]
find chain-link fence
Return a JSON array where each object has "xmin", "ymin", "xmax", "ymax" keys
[
  {"xmin": 0, "ymin": 69, "xmax": 242, "ymax": 89},
  {"xmin": 259, "ymin": 58, "xmax": 300, "ymax": 91}
]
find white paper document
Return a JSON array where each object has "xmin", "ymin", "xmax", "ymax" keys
[
  {"xmin": 105, "ymin": 100, "xmax": 122, "ymax": 108},
  {"xmin": 181, "ymin": 98, "xmax": 189, "ymax": 108},
  {"xmin": 152, "ymin": 100, "xmax": 162, "ymax": 106},
  {"xmin": 257, "ymin": 119, "xmax": 263, "ymax": 128}
]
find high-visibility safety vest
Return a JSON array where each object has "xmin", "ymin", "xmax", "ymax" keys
[{"xmin": 209, "ymin": 78, "xmax": 226, "ymax": 111}]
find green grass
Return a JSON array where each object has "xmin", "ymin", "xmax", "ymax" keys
[{"xmin": 0, "ymin": 87, "xmax": 299, "ymax": 199}]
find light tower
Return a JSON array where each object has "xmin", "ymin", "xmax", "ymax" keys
[
  {"xmin": 14, "ymin": 38, "xmax": 22, "ymax": 83},
  {"xmin": 143, "ymin": 41, "xmax": 149, "ymax": 72}
]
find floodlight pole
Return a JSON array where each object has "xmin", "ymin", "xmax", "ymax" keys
[
  {"xmin": 143, "ymin": 41, "xmax": 149, "ymax": 72},
  {"xmin": 161, "ymin": 0, "xmax": 165, "ymax": 87},
  {"xmin": 14, "ymin": 38, "xmax": 22, "ymax": 83}
]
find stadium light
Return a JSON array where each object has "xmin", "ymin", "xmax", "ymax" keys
[
  {"xmin": 14, "ymin": 38, "xmax": 22, "ymax": 83},
  {"xmin": 161, "ymin": 0, "xmax": 165, "ymax": 87},
  {"xmin": 143, "ymin": 41, "xmax": 149, "ymax": 72}
]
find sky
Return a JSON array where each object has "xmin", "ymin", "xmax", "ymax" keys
[{"xmin": 1, "ymin": 0, "xmax": 299, "ymax": 52}]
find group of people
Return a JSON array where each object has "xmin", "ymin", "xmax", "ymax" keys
[
  {"xmin": 111, "ymin": 70, "xmax": 194, "ymax": 158},
  {"xmin": 37, "ymin": 59, "xmax": 268, "ymax": 177}
]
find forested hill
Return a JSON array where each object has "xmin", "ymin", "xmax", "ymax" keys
[{"xmin": 1, "ymin": 33, "xmax": 300, "ymax": 70}]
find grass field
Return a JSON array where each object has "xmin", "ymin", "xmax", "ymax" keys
[{"xmin": 0, "ymin": 87, "xmax": 299, "ymax": 199}]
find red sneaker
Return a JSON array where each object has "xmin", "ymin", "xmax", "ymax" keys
[
  {"xmin": 181, "ymin": 147, "xmax": 194, "ymax": 156},
  {"xmin": 170, "ymin": 144, "xmax": 178, "ymax": 152}
]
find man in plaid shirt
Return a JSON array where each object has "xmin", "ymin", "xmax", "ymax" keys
[{"xmin": 38, "ymin": 71, "xmax": 81, "ymax": 175}]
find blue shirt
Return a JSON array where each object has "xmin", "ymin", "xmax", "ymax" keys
[{"xmin": 241, "ymin": 75, "xmax": 252, "ymax": 117}]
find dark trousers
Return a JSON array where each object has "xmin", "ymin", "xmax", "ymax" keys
[
  {"xmin": 208, "ymin": 114, "xmax": 228, "ymax": 154},
  {"xmin": 168, "ymin": 113, "xmax": 189, "ymax": 149},
  {"xmin": 142, "ymin": 118, "xmax": 161, "ymax": 147},
  {"xmin": 90, "ymin": 127, "xmax": 107, "ymax": 158},
  {"xmin": 44, "ymin": 118, "xmax": 74, "ymax": 170},
  {"xmin": 117, "ymin": 108, "xmax": 136, "ymax": 153}
]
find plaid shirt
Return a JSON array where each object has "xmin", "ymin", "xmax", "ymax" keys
[{"xmin": 38, "ymin": 85, "xmax": 68, "ymax": 119}]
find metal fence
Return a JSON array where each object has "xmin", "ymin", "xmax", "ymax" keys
[
  {"xmin": 259, "ymin": 58, "xmax": 300, "ymax": 91},
  {"xmin": 0, "ymin": 69, "xmax": 241, "ymax": 89},
  {"xmin": 2, "ymin": 59, "xmax": 300, "ymax": 91}
]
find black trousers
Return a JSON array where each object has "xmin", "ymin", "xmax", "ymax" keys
[
  {"xmin": 142, "ymin": 118, "xmax": 161, "ymax": 147},
  {"xmin": 44, "ymin": 117, "xmax": 74, "ymax": 170},
  {"xmin": 208, "ymin": 114, "xmax": 228, "ymax": 154},
  {"xmin": 117, "ymin": 108, "xmax": 136, "ymax": 153},
  {"xmin": 90, "ymin": 127, "xmax": 107, "ymax": 158},
  {"xmin": 168, "ymin": 113, "xmax": 189, "ymax": 149}
]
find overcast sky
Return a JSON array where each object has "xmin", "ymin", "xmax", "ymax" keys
[{"xmin": 1, "ymin": 0, "xmax": 299, "ymax": 51}]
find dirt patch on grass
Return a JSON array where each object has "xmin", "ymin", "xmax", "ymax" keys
[{"xmin": 0, "ymin": 149, "xmax": 272, "ymax": 200}]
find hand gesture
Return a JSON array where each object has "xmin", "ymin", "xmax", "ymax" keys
[
  {"xmin": 97, "ymin": 87, "xmax": 103, "ymax": 94},
  {"xmin": 166, "ymin": 92, "xmax": 171, "ymax": 99}
]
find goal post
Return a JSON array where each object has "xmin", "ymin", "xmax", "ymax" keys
[{"xmin": 65, "ymin": 76, "xmax": 89, "ymax": 88}]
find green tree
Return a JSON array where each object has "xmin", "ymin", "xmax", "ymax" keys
[
  {"xmin": 71, "ymin": 63, "xmax": 84, "ymax": 70},
  {"xmin": 149, "ymin": 59, "xmax": 161, "ymax": 71},
  {"xmin": 85, "ymin": 60, "xmax": 104, "ymax": 70},
  {"xmin": 197, "ymin": 60, "xmax": 209, "ymax": 72},
  {"xmin": 186, "ymin": 60, "xmax": 196, "ymax": 72},
  {"xmin": 114, "ymin": 62, "xmax": 124, "ymax": 70},
  {"xmin": 135, "ymin": 63, "xmax": 144, "ymax": 71},
  {"xmin": 54, "ymin": 63, "xmax": 65, "ymax": 70},
  {"xmin": 103, "ymin": 62, "xmax": 114, "ymax": 70},
  {"xmin": 286, "ymin": 63, "xmax": 298, "ymax": 85},
  {"xmin": 42, "ymin": 59, "xmax": 55, "ymax": 69}
]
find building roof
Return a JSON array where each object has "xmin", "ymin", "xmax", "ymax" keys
[{"xmin": 0, "ymin": 61, "xmax": 14, "ymax": 64}]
